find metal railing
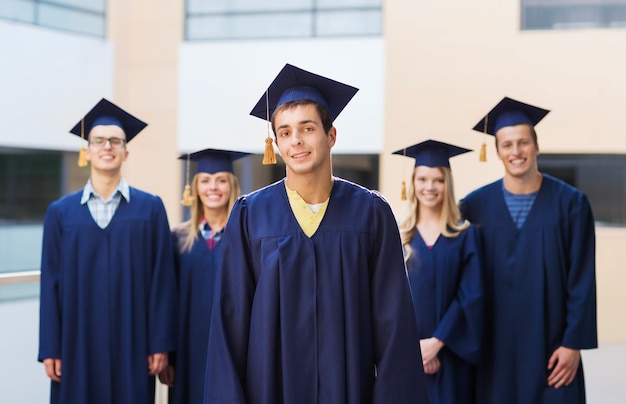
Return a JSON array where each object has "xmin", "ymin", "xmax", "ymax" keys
[
  {"xmin": 0, "ymin": 270, "xmax": 40, "ymax": 285},
  {"xmin": 0, "ymin": 269, "xmax": 168, "ymax": 403}
]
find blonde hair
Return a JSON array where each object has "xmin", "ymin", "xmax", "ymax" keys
[
  {"xmin": 398, "ymin": 166, "xmax": 469, "ymax": 262},
  {"xmin": 174, "ymin": 172, "xmax": 241, "ymax": 253}
]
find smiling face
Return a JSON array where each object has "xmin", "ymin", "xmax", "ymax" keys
[
  {"xmin": 273, "ymin": 102, "xmax": 336, "ymax": 179},
  {"xmin": 413, "ymin": 165, "xmax": 445, "ymax": 211},
  {"xmin": 495, "ymin": 123, "xmax": 540, "ymax": 180},
  {"xmin": 85, "ymin": 125, "xmax": 128, "ymax": 173},
  {"xmin": 195, "ymin": 171, "xmax": 232, "ymax": 212}
]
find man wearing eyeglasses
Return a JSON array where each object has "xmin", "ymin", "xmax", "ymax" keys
[{"xmin": 38, "ymin": 98, "xmax": 177, "ymax": 404}]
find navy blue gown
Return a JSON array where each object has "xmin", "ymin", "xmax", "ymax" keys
[
  {"xmin": 38, "ymin": 188, "xmax": 177, "ymax": 404},
  {"xmin": 461, "ymin": 175, "xmax": 597, "ymax": 404},
  {"xmin": 407, "ymin": 225, "xmax": 483, "ymax": 404},
  {"xmin": 169, "ymin": 227, "xmax": 221, "ymax": 404},
  {"xmin": 204, "ymin": 178, "xmax": 429, "ymax": 404}
]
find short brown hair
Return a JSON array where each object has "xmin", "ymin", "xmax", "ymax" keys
[{"xmin": 271, "ymin": 99, "xmax": 333, "ymax": 135}]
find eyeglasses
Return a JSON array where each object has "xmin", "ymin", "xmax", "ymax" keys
[{"xmin": 89, "ymin": 136, "xmax": 127, "ymax": 149}]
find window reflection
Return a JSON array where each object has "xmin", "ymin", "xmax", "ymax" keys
[
  {"xmin": 522, "ymin": 0, "xmax": 626, "ymax": 30},
  {"xmin": 186, "ymin": 0, "xmax": 382, "ymax": 40},
  {"xmin": 0, "ymin": 0, "xmax": 106, "ymax": 38}
]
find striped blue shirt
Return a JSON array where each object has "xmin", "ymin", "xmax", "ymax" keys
[
  {"xmin": 502, "ymin": 185, "xmax": 537, "ymax": 229},
  {"xmin": 80, "ymin": 178, "xmax": 130, "ymax": 229}
]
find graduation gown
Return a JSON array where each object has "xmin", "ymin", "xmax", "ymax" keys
[
  {"xmin": 460, "ymin": 174, "xmax": 597, "ymax": 404},
  {"xmin": 205, "ymin": 178, "xmax": 429, "ymax": 404},
  {"xmin": 407, "ymin": 225, "xmax": 483, "ymax": 404},
  {"xmin": 38, "ymin": 188, "xmax": 177, "ymax": 404},
  {"xmin": 170, "ymin": 229, "xmax": 220, "ymax": 404}
]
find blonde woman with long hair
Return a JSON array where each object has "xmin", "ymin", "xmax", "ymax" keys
[
  {"xmin": 395, "ymin": 140, "xmax": 483, "ymax": 404},
  {"xmin": 159, "ymin": 148, "xmax": 250, "ymax": 404}
]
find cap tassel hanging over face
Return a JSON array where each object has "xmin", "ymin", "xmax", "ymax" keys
[
  {"xmin": 181, "ymin": 153, "xmax": 193, "ymax": 206},
  {"xmin": 479, "ymin": 114, "xmax": 488, "ymax": 162},
  {"xmin": 262, "ymin": 90, "xmax": 277, "ymax": 165},
  {"xmin": 78, "ymin": 119, "xmax": 88, "ymax": 167},
  {"xmin": 400, "ymin": 148, "xmax": 407, "ymax": 201}
]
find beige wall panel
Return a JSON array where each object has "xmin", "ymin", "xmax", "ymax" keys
[
  {"xmin": 595, "ymin": 228, "xmax": 626, "ymax": 342},
  {"xmin": 108, "ymin": 0, "xmax": 184, "ymax": 225}
]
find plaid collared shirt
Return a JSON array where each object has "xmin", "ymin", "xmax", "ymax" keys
[{"xmin": 80, "ymin": 178, "xmax": 130, "ymax": 229}]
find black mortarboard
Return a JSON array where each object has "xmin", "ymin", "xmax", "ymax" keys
[
  {"xmin": 180, "ymin": 148, "xmax": 251, "ymax": 175},
  {"xmin": 250, "ymin": 63, "xmax": 359, "ymax": 122},
  {"xmin": 393, "ymin": 139, "xmax": 472, "ymax": 168},
  {"xmin": 473, "ymin": 96, "xmax": 550, "ymax": 136},
  {"xmin": 70, "ymin": 98, "xmax": 147, "ymax": 142},
  {"xmin": 178, "ymin": 148, "xmax": 251, "ymax": 206}
]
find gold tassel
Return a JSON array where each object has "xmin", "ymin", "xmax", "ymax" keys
[
  {"xmin": 400, "ymin": 147, "xmax": 408, "ymax": 200},
  {"xmin": 262, "ymin": 89, "xmax": 277, "ymax": 165},
  {"xmin": 480, "ymin": 114, "xmax": 488, "ymax": 162},
  {"xmin": 263, "ymin": 137, "xmax": 276, "ymax": 165},
  {"xmin": 181, "ymin": 184, "xmax": 193, "ymax": 206},
  {"xmin": 78, "ymin": 119, "xmax": 88, "ymax": 167},
  {"xmin": 479, "ymin": 142, "xmax": 487, "ymax": 162},
  {"xmin": 78, "ymin": 147, "xmax": 88, "ymax": 167},
  {"xmin": 181, "ymin": 153, "xmax": 193, "ymax": 206}
]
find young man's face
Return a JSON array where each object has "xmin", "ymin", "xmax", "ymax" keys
[
  {"xmin": 273, "ymin": 103, "xmax": 336, "ymax": 178},
  {"xmin": 86, "ymin": 125, "xmax": 128, "ymax": 173},
  {"xmin": 495, "ymin": 123, "xmax": 539, "ymax": 180}
]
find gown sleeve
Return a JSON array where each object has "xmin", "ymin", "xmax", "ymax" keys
[
  {"xmin": 561, "ymin": 193, "xmax": 597, "ymax": 349},
  {"xmin": 38, "ymin": 202, "xmax": 63, "ymax": 362},
  {"xmin": 432, "ymin": 225, "xmax": 483, "ymax": 365},
  {"xmin": 204, "ymin": 197, "xmax": 254, "ymax": 403},
  {"xmin": 368, "ymin": 195, "xmax": 429, "ymax": 404}
]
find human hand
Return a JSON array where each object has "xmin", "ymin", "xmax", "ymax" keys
[
  {"xmin": 158, "ymin": 365, "xmax": 175, "ymax": 387},
  {"xmin": 148, "ymin": 352, "xmax": 168, "ymax": 375},
  {"xmin": 43, "ymin": 358, "xmax": 62, "ymax": 382},
  {"xmin": 547, "ymin": 346, "xmax": 580, "ymax": 388},
  {"xmin": 423, "ymin": 355, "xmax": 441, "ymax": 375},
  {"xmin": 420, "ymin": 337, "xmax": 444, "ymax": 366}
]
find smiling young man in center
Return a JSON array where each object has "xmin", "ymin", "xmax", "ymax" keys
[{"xmin": 204, "ymin": 64, "xmax": 429, "ymax": 404}]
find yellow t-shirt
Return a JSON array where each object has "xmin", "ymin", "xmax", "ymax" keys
[{"xmin": 285, "ymin": 185, "xmax": 329, "ymax": 238}]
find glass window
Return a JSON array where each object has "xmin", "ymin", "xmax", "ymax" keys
[
  {"xmin": 39, "ymin": 3, "xmax": 105, "ymax": 36},
  {"xmin": 52, "ymin": 0, "xmax": 106, "ymax": 12},
  {"xmin": 0, "ymin": 151, "xmax": 61, "ymax": 224},
  {"xmin": 186, "ymin": 0, "xmax": 383, "ymax": 40},
  {"xmin": 0, "ymin": 0, "xmax": 35, "ymax": 23},
  {"xmin": 316, "ymin": 9, "xmax": 381, "ymax": 36},
  {"xmin": 538, "ymin": 154, "xmax": 626, "ymax": 226},
  {"xmin": 317, "ymin": 0, "xmax": 381, "ymax": 8},
  {"xmin": 0, "ymin": 0, "xmax": 106, "ymax": 38},
  {"xmin": 188, "ymin": 12, "xmax": 313, "ymax": 40},
  {"xmin": 522, "ymin": 0, "xmax": 626, "ymax": 30},
  {"xmin": 189, "ymin": 0, "xmax": 312, "ymax": 13}
]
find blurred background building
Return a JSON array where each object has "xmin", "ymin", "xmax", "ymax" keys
[{"xmin": 1, "ymin": 0, "xmax": 625, "ymax": 402}]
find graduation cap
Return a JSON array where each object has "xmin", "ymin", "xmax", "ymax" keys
[
  {"xmin": 179, "ymin": 148, "xmax": 251, "ymax": 206},
  {"xmin": 70, "ymin": 98, "xmax": 148, "ymax": 167},
  {"xmin": 250, "ymin": 63, "xmax": 359, "ymax": 165},
  {"xmin": 472, "ymin": 97, "xmax": 550, "ymax": 162},
  {"xmin": 393, "ymin": 139, "xmax": 472, "ymax": 200}
]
